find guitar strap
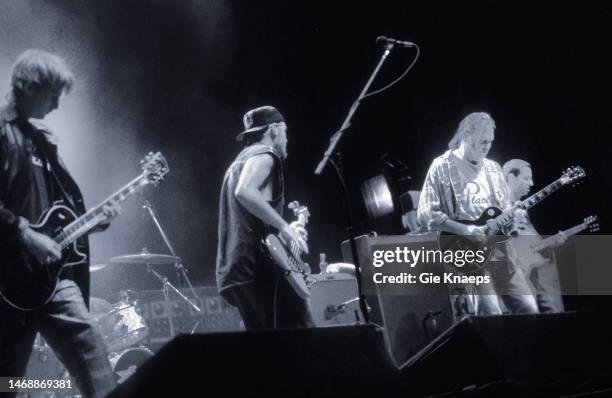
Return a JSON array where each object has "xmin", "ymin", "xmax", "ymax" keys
[
  {"xmin": 443, "ymin": 152, "xmax": 462, "ymax": 218},
  {"xmin": 33, "ymin": 131, "xmax": 78, "ymax": 212}
]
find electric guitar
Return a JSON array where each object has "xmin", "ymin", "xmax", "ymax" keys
[
  {"xmin": 509, "ymin": 215, "xmax": 599, "ymax": 275},
  {"xmin": 0, "ymin": 152, "xmax": 169, "ymax": 310},
  {"xmin": 263, "ymin": 201, "xmax": 313, "ymax": 299},
  {"xmin": 443, "ymin": 166, "xmax": 586, "ymax": 272}
]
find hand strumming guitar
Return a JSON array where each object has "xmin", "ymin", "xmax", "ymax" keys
[{"xmin": 18, "ymin": 217, "xmax": 61, "ymax": 265}]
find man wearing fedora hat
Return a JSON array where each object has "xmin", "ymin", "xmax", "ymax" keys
[{"xmin": 216, "ymin": 106, "xmax": 314, "ymax": 329}]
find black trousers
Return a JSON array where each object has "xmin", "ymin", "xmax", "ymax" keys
[
  {"xmin": 0, "ymin": 279, "xmax": 116, "ymax": 398},
  {"xmin": 224, "ymin": 276, "xmax": 315, "ymax": 330}
]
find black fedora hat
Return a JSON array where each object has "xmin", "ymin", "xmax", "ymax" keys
[{"xmin": 236, "ymin": 106, "xmax": 285, "ymax": 141}]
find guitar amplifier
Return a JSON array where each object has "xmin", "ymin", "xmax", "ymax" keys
[
  {"xmin": 309, "ymin": 273, "xmax": 365, "ymax": 326},
  {"xmin": 132, "ymin": 286, "xmax": 244, "ymax": 350}
]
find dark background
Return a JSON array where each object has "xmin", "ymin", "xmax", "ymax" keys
[{"xmin": 2, "ymin": 1, "xmax": 610, "ymax": 298}]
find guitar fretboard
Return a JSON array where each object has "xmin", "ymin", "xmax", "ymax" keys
[
  {"xmin": 491, "ymin": 179, "xmax": 564, "ymax": 232},
  {"xmin": 55, "ymin": 174, "xmax": 149, "ymax": 249},
  {"xmin": 520, "ymin": 180, "xmax": 563, "ymax": 210},
  {"xmin": 533, "ymin": 223, "xmax": 586, "ymax": 252}
]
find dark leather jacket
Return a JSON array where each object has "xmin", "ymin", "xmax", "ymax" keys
[{"xmin": 0, "ymin": 104, "xmax": 92, "ymax": 305}]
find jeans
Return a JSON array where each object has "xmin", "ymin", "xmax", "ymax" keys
[{"xmin": 0, "ymin": 279, "xmax": 116, "ymax": 398}]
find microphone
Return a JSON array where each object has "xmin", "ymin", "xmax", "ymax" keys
[{"xmin": 376, "ymin": 36, "xmax": 416, "ymax": 48}]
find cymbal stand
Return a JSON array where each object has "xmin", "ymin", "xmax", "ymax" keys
[
  {"xmin": 142, "ymin": 200, "xmax": 199, "ymax": 301},
  {"xmin": 145, "ymin": 263, "xmax": 202, "ymax": 338}
]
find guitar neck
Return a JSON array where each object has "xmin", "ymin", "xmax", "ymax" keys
[
  {"xmin": 491, "ymin": 178, "xmax": 564, "ymax": 232},
  {"xmin": 520, "ymin": 179, "xmax": 564, "ymax": 210},
  {"xmin": 533, "ymin": 223, "xmax": 585, "ymax": 252},
  {"xmin": 55, "ymin": 173, "xmax": 149, "ymax": 249}
]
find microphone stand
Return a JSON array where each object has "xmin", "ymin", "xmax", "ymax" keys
[{"xmin": 314, "ymin": 42, "xmax": 395, "ymax": 324}]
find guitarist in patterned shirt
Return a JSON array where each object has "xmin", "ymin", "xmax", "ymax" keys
[{"xmin": 417, "ymin": 112, "xmax": 538, "ymax": 315}]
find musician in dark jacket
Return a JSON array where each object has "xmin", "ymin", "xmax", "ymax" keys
[
  {"xmin": 0, "ymin": 49, "xmax": 118, "ymax": 398},
  {"xmin": 417, "ymin": 112, "xmax": 538, "ymax": 316},
  {"xmin": 216, "ymin": 105, "xmax": 313, "ymax": 330}
]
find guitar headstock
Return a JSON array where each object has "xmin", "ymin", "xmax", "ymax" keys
[
  {"xmin": 141, "ymin": 152, "xmax": 169, "ymax": 185},
  {"xmin": 560, "ymin": 166, "xmax": 586, "ymax": 187},
  {"xmin": 583, "ymin": 215, "xmax": 600, "ymax": 233},
  {"xmin": 288, "ymin": 201, "xmax": 310, "ymax": 226}
]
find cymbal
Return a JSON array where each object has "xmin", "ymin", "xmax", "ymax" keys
[
  {"xmin": 108, "ymin": 253, "xmax": 181, "ymax": 265},
  {"xmin": 90, "ymin": 263, "xmax": 107, "ymax": 272}
]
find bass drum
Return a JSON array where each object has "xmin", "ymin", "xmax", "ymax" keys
[{"xmin": 109, "ymin": 347, "xmax": 154, "ymax": 384}]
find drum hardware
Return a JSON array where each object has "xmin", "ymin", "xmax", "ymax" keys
[
  {"xmin": 108, "ymin": 251, "xmax": 181, "ymax": 265},
  {"xmin": 22, "ymin": 335, "xmax": 77, "ymax": 398},
  {"xmin": 93, "ymin": 300, "xmax": 149, "ymax": 353},
  {"xmin": 90, "ymin": 262, "xmax": 107, "ymax": 272},
  {"xmin": 89, "ymin": 296, "xmax": 114, "ymax": 316},
  {"xmin": 141, "ymin": 199, "xmax": 203, "ymax": 335},
  {"xmin": 144, "ymin": 263, "xmax": 202, "ymax": 339},
  {"xmin": 142, "ymin": 200, "xmax": 199, "ymax": 297},
  {"xmin": 109, "ymin": 346, "xmax": 154, "ymax": 384}
]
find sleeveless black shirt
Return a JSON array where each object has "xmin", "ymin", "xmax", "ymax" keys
[{"xmin": 216, "ymin": 144, "xmax": 284, "ymax": 293}]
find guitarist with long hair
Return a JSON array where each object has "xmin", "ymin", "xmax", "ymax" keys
[
  {"xmin": 0, "ymin": 50, "xmax": 119, "ymax": 397},
  {"xmin": 216, "ymin": 106, "xmax": 313, "ymax": 330},
  {"xmin": 417, "ymin": 112, "xmax": 538, "ymax": 316}
]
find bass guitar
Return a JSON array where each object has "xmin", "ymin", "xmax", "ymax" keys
[
  {"xmin": 0, "ymin": 152, "xmax": 169, "ymax": 310},
  {"xmin": 443, "ymin": 166, "xmax": 586, "ymax": 272},
  {"xmin": 263, "ymin": 201, "xmax": 314, "ymax": 299}
]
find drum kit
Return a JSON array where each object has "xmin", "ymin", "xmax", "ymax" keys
[
  {"xmin": 94, "ymin": 249, "xmax": 205, "ymax": 382},
  {"xmin": 24, "ymin": 200, "xmax": 204, "ymax": 392}
]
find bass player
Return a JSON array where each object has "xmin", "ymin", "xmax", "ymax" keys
[{"xmin": 216, "ymin": 105, "xmax": 314, "ymax": 330}]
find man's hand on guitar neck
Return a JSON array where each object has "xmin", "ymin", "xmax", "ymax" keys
[
  {"xmin": 17, "ymin": 217, "xmax": 61, "ymax": 265},
  {"xmin": 280, "ymin": 223, "xmax": 309, "ymax": 254},
  {"xmin": 289, "ymin": 221, "xmax": 308, "ymax": 242},
  {"xmin": 96, "ymin": 200, "xmax": 122, "ymax": 231}
]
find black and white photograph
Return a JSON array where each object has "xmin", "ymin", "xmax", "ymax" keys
[{"xmin": 0, "ymin": 1, "xmax": 611, "ymax": 397}]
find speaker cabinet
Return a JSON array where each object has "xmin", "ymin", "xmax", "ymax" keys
[
  {"xmin": 401, "ymin": 311, "xmax": 612, "ymax": 396},
  {"xmin": 341, "ymin": 233, "xmax": 454, "ymax": 365},
  {"xmin": 107, "ymin": 325, "xmax": 406, "ymax": 397}
]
